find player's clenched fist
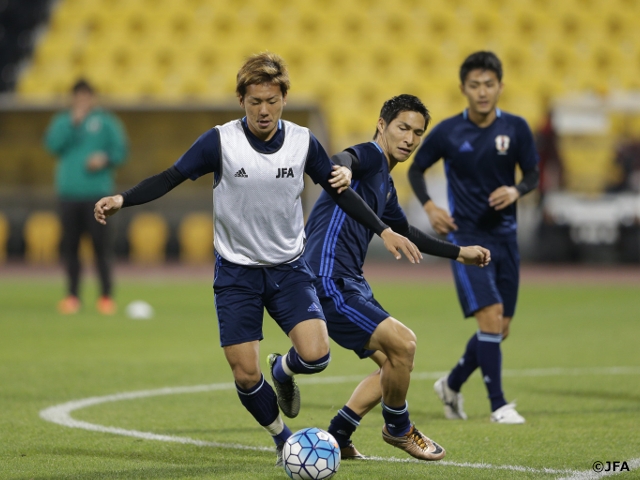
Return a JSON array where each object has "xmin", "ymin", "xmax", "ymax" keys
[
  {"xmin": 380, "ymin": 228, "xmax": 423, "ymax": 264},
  {"xmin": 456, "ymin": 245, "xmax": 491, "ymax": 267},
  {"xmin": 94, "ymin": 194, "xmax": 123, "ymax": 225}
]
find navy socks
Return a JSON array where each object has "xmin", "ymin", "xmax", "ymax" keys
[
  {"xmin": 236, "ymin": 375, "xmax": 292, "ymax": 445},
  {"xmin": 476, "ymin": 331, "xmax": 507, "ymax": 411},
  {"xmin": 447, "ymin": 332, "xmax": 479, "ymax": 392},
  {"xmin": 381, "ymin": 401, "xmax": 411, "ymax": 437},
  {"xmin": 328, "ymin": 405, "xmax": 361, "ymax": 449},
  {"xmin": 448, "ymin": 330, "xmax": 507, "ymax": 411},
  {"xmin": 272, "ymin": 347, "xmax": 331, "ymax": 383},
  {"xmin": 285, "ymin": 346, "xmax": 331, "ymax": 375}
]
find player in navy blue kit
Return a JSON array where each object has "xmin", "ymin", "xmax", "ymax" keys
[
  {"xmin": 304, "ymin": 95, "xmax": 491, "ymax": 460},
  {"xmin": 408, "ymin": 52, "xmax": 540, "ymax": 424},
  {"xmin": 94, "ymin": 53, "xmax": 422, "ymax": 466}
]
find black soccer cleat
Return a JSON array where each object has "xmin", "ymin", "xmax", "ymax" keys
[{"xmin": 267, "ymin": 353, "xmax": 301, "ymax": 418}]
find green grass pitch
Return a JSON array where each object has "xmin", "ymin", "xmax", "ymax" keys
[{"xmin": 1, "ymin": 274, "xmax": 638, "ymax": 479}]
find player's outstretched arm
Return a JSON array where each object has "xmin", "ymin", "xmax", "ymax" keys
[
  {"xmin": 457, "ymin": 245, "xmax": 491, "ymax": 267},
  {"xmin": 309, "ymin": 136, "xmax": 419, "ymax": 263},
  {"xmin": 94, "ymin": 195, "xmax": 123, "ymax": 225},
  {"xmin": 389, "ymin": 221, "xmax": 460, "ymax": 261},
  {"xmin": 392, "ymin": 221, "xmax": 490, "ymax": 268},
  {"xmin": 94, "ymin": 165, "xmax": 187, "ymax": 225},
  {"xmin": 321, "ymin": 185, "xmax": 421, "ymax": 264}
]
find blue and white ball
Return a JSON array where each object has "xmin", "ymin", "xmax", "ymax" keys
[{"xmin": 283, "ymin": 427, "xmax": 341, "ymax": 480}]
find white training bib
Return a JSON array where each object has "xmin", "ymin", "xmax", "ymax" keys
[{"xmin": 213, "ymin": 119, "xmax": 310, "ymax": 266}]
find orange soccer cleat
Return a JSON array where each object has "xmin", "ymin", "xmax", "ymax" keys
[
  {"xmin": 58, "ymin": 295, "xmax": 81, "ymax": 314},
  {"xmin": 96, "ymin": 296, "xmax": 117, "ymax": 315}
]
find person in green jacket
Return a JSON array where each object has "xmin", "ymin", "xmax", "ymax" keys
[{"xmin": 44, "ymin": 79, "xmax": 128, "ymax": 315}]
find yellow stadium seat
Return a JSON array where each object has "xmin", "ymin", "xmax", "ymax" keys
[
  {"xmin": 589, "ymin": 45, "xmax": 624, "ymax": 79},
  {"xmin": 540, "ymin": 5, "xmax": 590, "ymax": 43},
  {"xmin": 468, "ymin": 9, "xmax": 504, "ymax": 41},
  {"xmin": 500, "ymin": 44, "xmax": 534, "ymax": 81},
  {"xmin": 47, "ymin": 2, "xmax": 90, "ymax": 36},
  {"xmin": 81, "ymin": 8, "xmax": 113, "ymax": 40},
  {"xmin": 400, "ymin": 45, "xmax": 442, "ymax": 80},
  {"xmin": 24, "ymin": 211, "xmax": 62, "ymax": 265},
  {"xmin": 424, "ymin": 8, "xmax": 457, "ymax": 41},
  {"xmin": 545, "ymin": 43, "xmax": 580, "ymax": 77},
  {"xmin": 288, "ymin": 7, "xmax": 336, "ymax": 44},
  {"xmin": 15, "ymin": 0, "xmax": 640, "ymax": 145},
  {"xmin": 130, "ymin": 72, "xmax": 165, "ymax": 99},
  {"xmin": 127, "ymin": 213, "xmax": 168, "ymax": 265},
  {"xmin": 499, "ymin": 85, "xmax": 544, "ymax": 126},
  {"xmin": 0, "ymin": 213, "xmax": 8, "ymax": 263},
  {"xmin": 17, "ymin": 70, "xmax": 50, "ymax": 97},
  {"xmin": 601, "ymin": 10, "xmax": 635, "ymax": 41},
  {"xmin": 208, "ymin": 9, "xmax": 242, "ymax": 41},
  {"xmin": 510, "ymin": 8, "xmax": 548, "ymax": 41},
  {"xmin": 178, "ymin": 213, "xmax": 213, "ymax": 264}
]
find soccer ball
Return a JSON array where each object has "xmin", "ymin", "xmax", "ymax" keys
[
  {"xmin": 283, "ymin": 428, "xmax": 341, "ymax": 480},
  {"xmin": 125, "ymin": 300, "xmax": 154, "ymax": 319}
]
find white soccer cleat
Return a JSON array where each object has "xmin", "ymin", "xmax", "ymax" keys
[
  {"xmin": 490, "ymin": 402, "xmax": 525, "ymax": 424},
  {"xmin": 433, "ymin": 376, "xmax": 467, "ymax": 420}
]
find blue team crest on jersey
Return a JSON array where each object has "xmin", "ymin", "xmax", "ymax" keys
[
  {"xmin": 495, "ymin": 135, "xmax": 510, "ymax": 155},
  {"xmin": 459, "ymin": 141, "xmax": 474, "ymax": 152}
]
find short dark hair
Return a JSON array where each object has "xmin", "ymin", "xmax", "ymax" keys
[
  {"xmin": 459, "ymin": 51, "xmax": 503, "ymax": 84},
  {"xmin": 72, "ymin": 79, "xmax": 95, "ymax": 95},
  {"xmin": 374, "ymin": 94, "xmax": 430, "ymax": 139}
]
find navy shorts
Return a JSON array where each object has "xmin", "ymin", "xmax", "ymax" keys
[
  {"xmin": 449, "ymin": 234, "xmax": 520, "ymax": 318},
  {"xmin": 213, "ymin": 253, "xmax": 326, "ymax": 347},
  {"xmin": 315, "ymin": 276, "xmax": 390, "ymax": 358}
]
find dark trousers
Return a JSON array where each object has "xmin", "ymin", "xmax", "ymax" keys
[{"xmin": 60, "ymin": 200, "xmax": 112, "ymax": 298}]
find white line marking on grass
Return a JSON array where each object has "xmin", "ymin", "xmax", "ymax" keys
[
  {"xmin": 410, "ymin": 366, "xmax": 640, "ymax": 381},
  {"xmin": 40, "ymin": 383, "xmax": 273, "ymax": 452},
  {"xmin": 40, "ymin": 366, "xmax": 640, "ymax": 476},
  {"xmin": 364, "ymin": 456, "xmax": 580, "ymax": 475}
]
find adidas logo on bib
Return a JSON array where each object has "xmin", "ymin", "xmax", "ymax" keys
[{"xmin": 234, "ymin": 168, "xmax": 248, "ymax": 178}]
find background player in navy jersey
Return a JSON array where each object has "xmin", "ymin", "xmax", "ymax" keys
[
  {"xmin": 408, "ymin": 51, "xmax": 540, "ymax": 424},
  {"xmin": 93, "ymin": 53, "xmax": 422, "ymax": 466},
  {"xmin": 302, "ymin": 95, "xmax": 491, "ymax": 460}
]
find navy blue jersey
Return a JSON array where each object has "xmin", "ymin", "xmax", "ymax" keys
[
  {"xmin": 304, "ymin": 142, "xmax": 407, "ymax": 279},
  {"xmin": 414, "ymin": 109, "xmax": 539, "ymax": 238},
  {"xmin": 173, "ymin": 118, "xmax": 333, "ymax": 185}
]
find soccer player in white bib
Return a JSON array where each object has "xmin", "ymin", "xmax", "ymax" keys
[{"xmin": 94, "ymin": 53, "xmax": 421, "ymax": 465}]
